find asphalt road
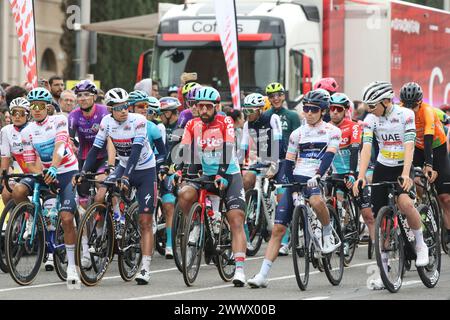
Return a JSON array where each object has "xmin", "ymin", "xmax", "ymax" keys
[{"xmin": 0, "ymin": 242, "xmax": 449, "ymax": 301}]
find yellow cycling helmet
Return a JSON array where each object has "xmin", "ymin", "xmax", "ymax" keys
[
  {"xmin": 265, "ymin": 82, "xmax": 285, "ymax": 95},
  {"xmin": 262, "ymin": 96, "xmax": 271, "ymax": 112},
  {"xmin": 181, "ymin": 82, "xmax": 200, "ymax": 96}
]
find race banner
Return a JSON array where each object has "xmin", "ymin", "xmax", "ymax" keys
[
  {"xmin": 213, "ymin": 0, "xmax": 241, "ymax": 110},
  {"xmin": 9, "ymin": 0, "xmax": 38, "ymax": 88}
]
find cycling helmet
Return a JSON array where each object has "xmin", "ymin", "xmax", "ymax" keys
[
  {"xmin": 313, "ymin": 77, "xmax": 339, "ymax": 93},
  {"xmin": 195, "ymin": 87, "xmax": 221, "ymax": 103},
  {"xmin": 168, "ymin": 85, "xmax": 179, "ymax": 94},
  {"xmin": 265, "ymin": 82, "xmax": 285, "ymax": 95},
  {"xmin": 400, "ymin": 82, "xmax": 423, "ymax": 108},
  {"xmin": 74, "ymin": 80, "xmax": 97, "ymax": 95},
  {"xmin": 9, "ymin": 97, "xmax": 30, "ymax": 112},
  {"xmin": 27, "ymin": 88, "xmax": 52, "ymax": 103},
  {"xmin": 186, "ymin": 85, "xmax": 203, "ymax": 101},
  {"xmin": 330, "ymin": 92, "xmax": 350, "ymax": 108},
  {"xmin": 105, "ymin": 88, "xmax": 129, "ymax": 106},
  {"xmin": 160, "ymin": 97, "xmax": 181, "ymax": 111},
  {"xmin": 128, "ymin": 90, "xmax": 149, "ymax": 106},
  {"xmin": 181, "ymin": 82, "xmax": 201, "ymax": 96},
  {"xmin": 303, "ymin": 89, "xmax": 330, "ymax": 110},
  {"xmin": 440, "ymin": 104, "xmax": 450, "ymax": 112},
  {"xmin": 147, "ymin": 96, "xmax": 161, "ymax": 114},
  {"xmin": 243, "ymin": 93, "xmax": 266, "ymax": 108},
  {"xmin": 362, "ymin": 81, "xmax": 394, "ymax": 105}
]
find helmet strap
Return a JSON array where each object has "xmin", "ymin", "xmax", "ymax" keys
[{"xmin": 381, "ymin": 101, "xmax": 388, "ymax": 117}]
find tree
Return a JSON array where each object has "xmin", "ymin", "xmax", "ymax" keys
[{"xmin": 403, "ymin": 0, "xmax": 444, "ymax": 9}]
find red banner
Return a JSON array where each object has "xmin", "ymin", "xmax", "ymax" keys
[
  {"xmin": 9, "ymin": 0, "xmax": 38, "ymax": 88},
  {"xmin": 391, "ymin": 2, "xmax": 450, "ymax": 107}
]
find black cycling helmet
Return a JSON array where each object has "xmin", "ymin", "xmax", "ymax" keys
[
  {"xmin": 303, "ymin": 89, "xmax": 330, "ymax": 110},
  {"xmin": 400, "ymin": 82, "xmax": 423, "ymax": 108}
]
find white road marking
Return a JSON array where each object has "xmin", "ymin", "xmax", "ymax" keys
[{"xmin": 302, "ymin": 296, "xmax": 330, "ymax": 300}]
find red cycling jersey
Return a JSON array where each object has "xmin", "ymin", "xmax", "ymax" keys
[{"xmin": 338, "ymin": 118, "xmax": 361, "ymax": 148}]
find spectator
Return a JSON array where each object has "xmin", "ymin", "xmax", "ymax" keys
[
  {"xmin": 0, "ymin": 82, "xmax": 10, "ymax": 90},
  {"xmin": 168, "ymin": 85, "xmax": 178, "ymax": 98},
  {"xmin": 95, "ymin": 89, "xmax": 105, "ymax": 104},
  {"xmin": 5, "ymin": 85, "xmax": 27, "ymax": 106},
  {"xmin": 134, "ymin": 78, "xmax": 152, "ymax": 96},
  {"xmin": 0, "ymin": 86, "xmax": 6, "ymax": 111},
  {"xmin": 152, "ymin": 80, "xmax": 161, "ymax": 99},
  {"xmin": 4, "ymin": 110, "xmax": 11, "ymax": 125},
  {"xmin": 49, "ymin": 76, "xmax": 65, "ymax": 102},
  {"xmin": 226, "ymin": 108, "xmax": 245, "ymax": 129},
  {"xmin": 353, "ymin": 100, "xmax": 367, "ymax": 121},
  {"xmin": 59, "ymin": 90, "xmax": 77, "ymax": 116}
]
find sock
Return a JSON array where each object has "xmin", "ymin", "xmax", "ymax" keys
[
  {"xmin": 82, "ymin": 236, "xmax": 89, "ymax": 257},
  {"xmin": 234, "ymin": 252, "xmax": 245, "ymax": 274},
  {"xmin": 66, "ymin": 244, "xmax": 75, "ymax": 267},
  {"xmin": 412, "ymin": 228, "xmax": 425, "ymax": 247},
  {"xmin": 322, "ymin": 223, "xmax": 332, "ymax": 236},
  {"xmin": 166, "ymin": 227, "xmax": 172, "ymax": 249},
  {"xmin": 259, "ymin": 258, "xmax": 272, "ymax": 278},
  {"xmin": 142, "ymin": 255, "xmax": 152, "ymax": 270}
]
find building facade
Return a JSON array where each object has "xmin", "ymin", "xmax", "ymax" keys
[{"xmin": 0, "ymin": 0, "xmax": 67, "ymax": 85}]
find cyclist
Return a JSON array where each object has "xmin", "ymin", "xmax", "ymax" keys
[
  {"xmin": 180, "ymin": 82, "xmax": 200, "ymax": 111},
  {"xmin": 313, "ymin": 77, "xmax": 339, "ymax": 123},
  {"xmin": 177, "ymin": 84, "xmax": 202, "ymax": 129},
  {"xmin": 353, "ymin": 81, "xmax": 429, "ymax": 290},
  {"xmin": 168, "ymin": 85, "xmax": 179, "ymax": 98},
  {"xmin": 329, "ymin": 93, "xmax": 375, "ymax": 252},
  {"xmin": 174, "ymin": 87, "xmax": 248, "ymax": 287},
  {"xmin": 146, "ymin": 96, "xmax": 166, "ymax": 145},
  {"xmin": 79, "ymin": 88, "xmax": 158, "ymax": 285},
  {"xmin": 240, "ymin": 93, "xmax": 283, "ymax": 251},
  {"xmin": 247, "ymin": 89, "xmax": 342, "ymax": 288},
  {"xmin": 19, "ymin": 87, "xmax": 80, "ymax": 286},
  {"xmin": 400, "ymin": 82, "xmax": 450, "ymax": 250}
]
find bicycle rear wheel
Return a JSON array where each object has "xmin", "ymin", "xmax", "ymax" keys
[
  {"xmin": 291, "ymin": 205, "xmax": 309, "ymax": 290},
  {"xmin": 154, "ymin": 198, "xmax": 166, "ymax": 256},
  {"xmin": 375, "ymin": 206, "xmax": 404, "ymax": 293},
  {"xmin": 343, "ymin": 198, "xmax": 359, "ymax": 267},
  {"xmin": 118, "ymin": 203, "xmax": 142, "ymax": 281},
  {"xmin": 5, "ymin": 202, "xmax": 45, "ymax": 286},
  {"xmin": 75, "ymin": 203, "xmax": 115, "ymax": 286},
  {"xmin": 244, "ymin": 190, "xmax": 264, "ymax": 257},
  {"xmin": 181, "ymin": 203, "xmax": 204, "ymax": 286},
  {"xmin": 0, "ymin": 200, "xmax": 15, "ymax": 273},
  {"xmin": 416, "ymin": 204, "xmax": 441, "ymax": 288},
  {"xmin": 216, "ymin": 216, "xmax": 235, "ymax": 282},
  {"xmin": 172, "ymin": 204, "xmax": 184, "ymax": 273},
  {"xmin": 323, "ymin": 205, "xmax": 344, "ymax": 286}
]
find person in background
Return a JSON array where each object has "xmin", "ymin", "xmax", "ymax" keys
[
  {"xmin": 5, "ymin": 85, "xmax": 27, "ymax": 107},
  {"xmin": 59, "ymin": 90, "xmax": 77, "ymax": 116},
  {"xmin": 152, "ymin": 80, "xmax": 161, "ymax": 99},
  {"xmin": 0, "ymin": 86, "xmax": 6, "ymax": 111},
  {"xmin": 134, "ymin": 78, "xmax": 153, "ymax": 96},
  {"xmin": 48, "ymin": 76, "xmax": 65, "ymax": 103},
  {"xmin": 4, "ymin": 111, "xmax": 11, "ymax": 126},
  {"xmin": 168, "ymin": 85, "xmax": 179, "ymax": 98},
  {"xmin": 95, "ymin": 89, "xmax": 105, "ymax": 105}
]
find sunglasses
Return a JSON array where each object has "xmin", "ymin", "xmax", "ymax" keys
[
  {"xmin": 76, "ymin": 92, "xmax": 94, "ymax": 99},
  {"xmin": 30, "ymin": 103, "xmax": 48, "ymax": 111},
  {"xmin": 147, "ymin": 108, "xmax": 158, "ymax": 115},
  {"xmin": 12, "ymin": 109, "xmax": 27, "ymax": 117},
  {"xmin": 243, "ymin": 108, "xmax": 259, "ymax": 115},
  {"xmin": 197, "ymin": 102, "xmax": 216, "ymax": 111},
  {"xmin": 268, "ymin": 92, "xmax": 284, "ymax": 99},
  {"xmin": 110, "ymin": 104, "xmax": 129, "ymax": 112},
  {"xmin": 330, "ymin": 105, "xmax": 345, "ymax": 113},
  {"xmin": 303, "ymin": 105, "xmax": 321, "ymax": 114},
  {"xmin": 134, "ymin": 102, "xmax": 149, "ymax": 109},
  {"xmin": 367, "ymin": 103, "xmax": 379, "ymax": 110}
]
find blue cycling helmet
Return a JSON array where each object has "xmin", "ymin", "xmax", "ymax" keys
[
  {"xmin": 195, "ymin": 87, "xmax": 221, "ymax": 103},
  {"xmin": 303, "ymin": 89, "xmax": 330, "ymax": 110},
  {"xmin": 330, "ymin": 92, "xmax": 350, "ymax": 108},
  {"xmin": 27, "ymin": 88, "xmax": 53, "ymax": 103},
  {"xmin": 147, "ymin": 96, "xmax": 161, "ymax": 114},
  {"xmin": 128, "ymin": 90, "xmax": 149, "ymax": 106}
]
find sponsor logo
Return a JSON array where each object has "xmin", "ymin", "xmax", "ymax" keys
[
  {"xmin": 381, "ymin": 133, "xmax": 401, "ymax": 141},
  {"xmin": 391, "ymin": 18, "xmax": 420, "ymax": 35},
  {"xmin": 92, "ymin": 123, "xmax": 100, "ymax": 132},
  {"xmin": 405, "ymin": 117, "xmax": 414, "ymax": 125},
  {"xmin": 197, "ymin": 137, "xmax": 223, "ymax": 148},
  {"xmin": 136, "ymin": 122, "xmax": 145, "ymax": 130},
  {"xmin": 390, "ymin": 118, "xmax": 400, "ymax": 124},
  {"xmin": 123, "ymin": 125, "xmax": 131, "ymax": 131},
  {"xmin": 56, "ymin": 120, "xmax": 66, "ymax": 129}
]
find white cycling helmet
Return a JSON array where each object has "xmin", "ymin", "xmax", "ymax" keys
[
  {"xmin": 243, "ymin": 93, "xmax": 266, "ymax": 108},
  {"xmin": 9, "ymin": 97, "xmax": 30, "ymax": 112},
  {"xmin": 362, "ymin": 81, "xmax": 394, "ymax": 105},
  {"xmin": 105, "ymin": 88, "xmax": 129, "ymax": 106}
]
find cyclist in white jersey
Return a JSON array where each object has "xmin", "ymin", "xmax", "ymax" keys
[
  {"xmin": 353, "ymin": 81, "xmax": 429, "ymax": 289},
  {"xmin": 248, "ymin": 89, "xmax": 342, "ymax": 288},
  {"xmin": 77, "ymin": 88, "xmax": 157, "ymax": 285}
]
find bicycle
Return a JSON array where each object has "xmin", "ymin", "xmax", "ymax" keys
[
  {"xmin": 242, "ymin": 164, "xmax": 277, "ymax": 256},
  {"xmin": 282, "ymin": 181, "xmax": 344, "ymax": 291},
  {"xmin": 4, "ymin": 172, "xmax": 76, "ymax": 285},
  {"xmin": 181, "ymin": 177, "xmax": 235, "ymax": 287},
  {"xmin": 369, "ymin": 179, "xmax": 440, "ymax": 293},
  {"xmin": 75, "ymin": 176, "xmax": 141, "ymax": 285},
  {"xmin": 324, "ymin": 176, "xmax": 360, "ymax": 266}
]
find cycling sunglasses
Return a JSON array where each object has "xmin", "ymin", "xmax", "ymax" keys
[
  {"xmin": 367, "ymin": 103, "xmax": 379, "ymax": 111},
  {"xmin": 11, "ymin": 109, "xmax": 27, "ymax": 117},
  {"xmin": 134, "ymin": 102, "xmax": 149, "ymax": 109},
  {"xmin": 330, "ymin": 105, "xmax": 345, "ymax": 113},
  {"xmin": 303, "ymin": 105, "xmax": 321, "ymax": 114},
  {"xmin": 30, "ymin": 102, "xmax": 48, "ymax": 111},
  {"xmin": 110, "ymin": 103, "xmax": 129, "ymax": 112},
  {"xmin": 147, "ymin": 108, "xmax": 158, "ymax": 115},
  {"xmin": 76, "ymin": 92, "xmax": 94, "ymax": 99},
  {"xmin": 243, "ymin": 108, "xmax": 259, "ymax": 115},
  {"xmin": 197, "ymin": 102, "xmax": 216, "ymax": 111},
  {"xmin": 268, "ymin": 92, "xmax": 284, "ymax": 99}
]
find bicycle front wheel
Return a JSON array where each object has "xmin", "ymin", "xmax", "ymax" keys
[
  {"xmin": 244, "ymin": 190, "xmax": 265, "ymax": 257},
  {"xmin": 343, "ymin": 198, "xmax": 359, "ymax": 267},
  {"xmin": 0, "ymin": 200, "xmax": 16, "ymax": 273},
  {"xmin": 374, "ymin": 206, "xmax": 404, "ymax": 293},
  {"xmin": 154, "ymin": 198, "xmax": 166, "ymax": 256},
  {"xmin": 75, "ymin": 203, "xmax": 115, "ymax": 286},
  {"xmin": 181, "ymin": 202, "xmax": 204, "ymax": 286},
  {"xmin": 5, "ymin": 202, "xmax": 45, "ymax": 286},
  {"xmin": 172, "ymin": 204, "xmax": 184, "ymax": 273},
  {"xmin": 323, "ymin": 205, "xmax": 344, "ymax": 286},
  {"xmin": 291, "ymin": 205, "xmax": 309, "ymax": 291},
  {"xmin": 216, "ymin": 216, "xmax": 235, "ymax": 282}
]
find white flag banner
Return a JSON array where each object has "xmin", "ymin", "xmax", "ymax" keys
[
  {"xmin": 213, "ymin": 0, "xmax": 241, "ymax": 110},
  {"xmin": 9, "ymin": 0, "xmax": 38, "ymax": 88}
]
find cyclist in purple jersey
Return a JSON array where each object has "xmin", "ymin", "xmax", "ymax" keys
[{"xmin": 177, "ymin": 85, "xmax": 201, "ymax": 128}]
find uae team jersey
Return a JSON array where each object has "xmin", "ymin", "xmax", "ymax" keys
[
  {"xmin": 22, "ymin": 115, "xmax": 78, "ymax": 174},
  {"xmin": 68, "ymin": 104, "xmax": 109, "ymax": 160},
  {"xmin": 1, "ymin": 124, "xmax": 31, "ymax": 173},
  {"xmin": 286, "ymin": 121, "xmax": 341, "ymax": 177},
  {"xmin": 181, "ymin": 115, "xmax": 240, "ymax": 176},
  {"xmin": 332, "ymin": 118, "xmax": 361, "ymax": 174},
  {"xmin": 362, "ymin": 105, "xmax": 416, "ymax": 167},
  {"xmin": 93, "ymin": 113, "xmax": 155, "ymax": 170}
]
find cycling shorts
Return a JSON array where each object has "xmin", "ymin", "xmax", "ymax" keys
[
  {"xmin": 77, "ymin": 158, "xmax": 107, "ymax": 198},
  {"xmin": 330, "ymin": 173, "xmax": 371, "ymax": 210}
]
